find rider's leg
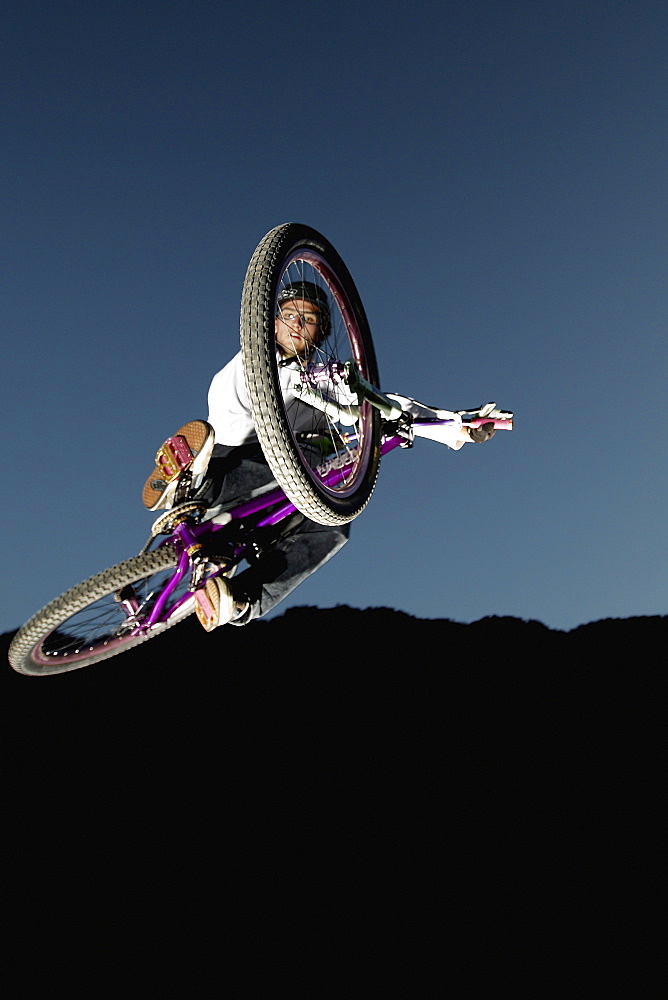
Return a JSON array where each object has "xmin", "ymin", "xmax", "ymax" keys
[
  {"xmin": 198, "ymin": 444, "xmax": 350, "ymax": 626},
  {"xmin": 228, "ymin": 518, "xmax": 350, "ymax": 625},
  {"xmin": 196, "ymin": 443, "xmax": 278, "ymax": 512}
]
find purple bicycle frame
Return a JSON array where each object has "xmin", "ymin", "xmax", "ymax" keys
[{"xmin": 133, "ymin": 411, "xmax": 510, "ymax": 633}]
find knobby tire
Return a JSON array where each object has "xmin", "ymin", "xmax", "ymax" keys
[
  {"xmin": 240, "ymin": 223, "xmax": 381, "ymax": 525},
  {"xmin": 9, "ymin": 546, "xmax": 190, "ymax": 676}
]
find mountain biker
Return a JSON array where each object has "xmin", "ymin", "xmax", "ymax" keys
[
  {"xmin": 193, "ymin": 281, "xmax": 350, "ymax": 629},
  {"xmin": 197, "ymin": 281, "xmax": 494, "ymax": 630}
]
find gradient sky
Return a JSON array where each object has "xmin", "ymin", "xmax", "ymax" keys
[{"xmin": 3, "ymin": 0, "xmax": 667, "ymax": 634}]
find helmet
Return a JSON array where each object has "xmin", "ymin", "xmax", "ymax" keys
[{"xmin": 276, "ymin": 280, "xmax": 330, "ymax": 335}]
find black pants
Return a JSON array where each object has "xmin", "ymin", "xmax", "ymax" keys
[{"xmin": 200, "ymin": 444, "xmax": 349, "ymax": 622}]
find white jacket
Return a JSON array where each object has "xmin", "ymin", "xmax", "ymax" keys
[
  {"xmin": 207, "ymin": 351, "xmax": 466, "ymax": 450},
  {"xmin": 207, "ymin": 351, "xmax": 357, "ymax": 447}
]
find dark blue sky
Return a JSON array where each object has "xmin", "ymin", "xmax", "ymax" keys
[{"xmin": 3, "ymin": 0, "xmax": 667, "ymax": 632}]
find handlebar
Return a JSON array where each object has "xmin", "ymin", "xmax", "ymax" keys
[{"xmin": 457, "ymin": 404, "xmax": 514, "ymax": 430}]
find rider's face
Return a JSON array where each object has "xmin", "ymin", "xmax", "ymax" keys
[{"xmin": 275, "ymin": 298, "xmax": 321, "ymax": 357}]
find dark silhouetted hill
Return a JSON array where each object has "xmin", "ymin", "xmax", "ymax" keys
[{"xmin": 2, "ymin": 606, "xmax": 661, "ymax": 968}]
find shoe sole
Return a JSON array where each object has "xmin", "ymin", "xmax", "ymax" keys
[
  {"xmin": 142, "ymin": 420, "xmax": 215, "ymax": 511},
  {"xmin": 194, "ymin": 576, "xmax": 235, "ymax": 632}
]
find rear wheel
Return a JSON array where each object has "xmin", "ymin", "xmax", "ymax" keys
[
  {"xmin": 240, "ymin": 223, "xmax": 381, "ymax": 525},
  {"xmin": 8, "ymin": 546, "xmax": 193, "ymax": 676}
]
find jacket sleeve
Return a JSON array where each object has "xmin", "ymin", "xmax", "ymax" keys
[
  {"xmin": 207, "ymin": 352, "xmax": 258, "ymax": 446},
  {"xmin": 386, "ymin": 393, "xmax": 467, "ymax": 450}
]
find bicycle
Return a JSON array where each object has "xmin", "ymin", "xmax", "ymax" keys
[{"xmin": 9, "ymin": 223, "xmax": 513, "ymax": 676}]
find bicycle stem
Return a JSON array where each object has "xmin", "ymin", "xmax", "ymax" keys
[{"xmin": 343, "ymin": 361, "xmax": 404, "ymax": 420}]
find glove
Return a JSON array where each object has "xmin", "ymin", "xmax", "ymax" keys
[{"xmin": 468, "ymin": 422, "xmax": 496, "ymax": 443}]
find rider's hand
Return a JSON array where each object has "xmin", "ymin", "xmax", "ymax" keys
[{"xmin": 468, "ymin": 422, "xmax": 496, "ymax": 443}]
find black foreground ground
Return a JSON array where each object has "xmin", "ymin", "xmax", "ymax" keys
[{"xmin": 2, "ymin": 606, "xmax": 661, "ymax": 981}]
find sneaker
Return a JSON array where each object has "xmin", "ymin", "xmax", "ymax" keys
[
  {"xmin": 194, "ymin": 576, "xmax": 250, "ymax": 631},
  {"xmin": 228, "ymin": 600, "xmax": 252, "ymax": 627},
  {"xmin": 143, "ymin": 420, "xmax": 216, "ymax": 511},
  {"xmin": 194, "ymin": 576, "xmax": 236, "ymax": 632}
]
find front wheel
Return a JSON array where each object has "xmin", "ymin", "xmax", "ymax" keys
[
  {"xmin": 8, "ymin": 546, "xmax": 194, "ymax": 676},
  {"xmin": 241, "ymin": 223, "xmax": 382, "ymax": 525}
]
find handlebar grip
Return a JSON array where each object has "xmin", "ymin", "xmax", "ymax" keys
[{"xmin": 464, "ymin": 416, "xmax": 513, "ymax": 430}]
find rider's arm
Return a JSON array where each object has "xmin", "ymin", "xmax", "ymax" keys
[
  {"xmin": 386, "ymin": 393, "xmax": 469, "ymax": 449},
  {"xmin": 386, "ymin": 394, "xmax": 498, "ymax": 448}
]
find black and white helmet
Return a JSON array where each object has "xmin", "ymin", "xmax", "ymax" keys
[{"xmin": 276, "ymin": 280, "xmax": 331, "ymax": 335}]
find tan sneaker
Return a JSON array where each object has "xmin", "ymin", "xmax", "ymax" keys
[
  {"xmin": 142, "ymin": 420, "xmax": 215, "ymax": 511},
  {"xmin": 194, "ymin": 576, "xmax": 236, "ymax": 632}
]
